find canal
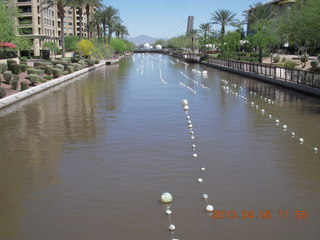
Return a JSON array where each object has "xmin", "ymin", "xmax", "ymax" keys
[{"xmin": 0, "ymin": 54, "xmax": 320, "ymax": 239}]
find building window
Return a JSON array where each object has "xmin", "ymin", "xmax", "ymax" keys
[
  {"xmin": 69, "ymin": 28, "xmax": 72, "ymax": 31},
  {"xmin": 68, "ymin": 22, "xmax": 72, "ymax": 26}
]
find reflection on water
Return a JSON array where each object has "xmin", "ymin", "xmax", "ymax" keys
[{"xmin": 0, "ymin": 54, "xmax": 319, "ymax": 240}]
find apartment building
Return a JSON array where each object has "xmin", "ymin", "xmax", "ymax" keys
[{"xmin": 8, "ymin": 0, "xmax": 94, "ymax": 56}]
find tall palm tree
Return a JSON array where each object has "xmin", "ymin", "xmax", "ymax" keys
[
  {"xmin": 43, "ymin": 0, "xmax": 71, "ymax": 57},
  {"xmin": 84, "ymin": 0, "xmax": 102, "ymax": 38},
  {"xmin": 199, "ymin": 23, "xmax": 212, "ymax": 48},
  {"xmin": 211, "ymin": 9, "xmax": 237, "ymax": 44},
  {"xmin": 114, "ymin": 23, "xmax": 128, "ymax": 39},
  {"xmin": 100, "ymin": 6, "xmax": 121, "ymax": 44},
  {"xmin": 92, "ymin": 9, "xmax": 103, "ymax": 39},
  {"xmin": 245, "ymin": 2, "xmax": 274, "ymax": 34}
]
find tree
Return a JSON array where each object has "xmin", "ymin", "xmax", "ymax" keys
[
  {"xmin": 13, "ymin": 36, "xmax": 33, "ymax": 55},
  {"xmin": 100, "ymin": 6, "xmax": 121, "ymax": 44},
  {"xmin": 43, "ymin": 0, "xmax": 71, "ymax": 57},
  {"xmin": 114, "ymin": 23, "xmax": 128, "ymax": 39},
  {"xmin": 64, "ymin": 36, "xmax": 79, "ymax": 52},
  {"xmin": 245, "ymin": 2, "xmax": 274, "ymax": 35},
  {"xmin": 278, "ymin": 0, "xmax": 320, "ymax": 52},
  {"xmin": 78, "ymin": 39, "xmax": 97, "ymax": 58},
  {"xmin": 223, "ymin": 31, "xmax": 241, "ymax": 52},
  {"xmin": 248, "ymin": 20, "xmax": 280, "ymax": 63},
  {"xmin": 43, "ymin": 41, "xmax": 59, "ymax": 57},
  {"xmin": 154, "ymin": 39, "xmax": 166, "ymax": 46},
  {"xmin": 199, "ymin": 23, "xmax": 212, "ymax": 49},
  {"xmin": 84, "ymin": 0, "xmax": 102, "ymax": 38},
  {"xmin": 211, "ymin": 9, "xmax": 237, "ymax": 44},
  {"xmin": 0, "ymin": 3, "xmax": 17, "ymax": 42}
]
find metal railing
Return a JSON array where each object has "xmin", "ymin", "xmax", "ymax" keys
[{"xmin": 207, "ymin": 56, "xmax": 320, "ymax": 89}]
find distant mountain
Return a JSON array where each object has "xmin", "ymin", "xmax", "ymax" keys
[{"xmin": 126, "ymin": 35, "xmax": 167, "ymax": 46}]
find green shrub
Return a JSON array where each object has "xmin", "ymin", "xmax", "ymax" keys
[
  {"xmin": 7, "ymin": 59, "xmax": 17, "ymax": 70},
  {"xmin": 311, "ymin": 60, "xmax": 319, "ymax": 70},
  {"xmin": 52, "ymin": 68, "xmax": 62, "ymax": 78},
  {"xmin": 10, "ymin": 63, "xmax": 21, "ymax": 75},
  {"xmin": 51, "ymin": 60, "xmax": 62, "ymax": 65},
  {"xmin": 20, "ymin": 80, "xmax": 29, "ymax": 91},
  {"xmin": 56, "ymin": 64, "xmax": 64, "ymax": 71},
  {"xmin": 0, "ymin": 63, "xmax": 8, "ymax": 73},
  {"xmin": 61, "ymin": 60, "xmax": 69, "ymax": 68},
  {"xmin": 73, "ymin": 63, "xmax": 81, "ymax": 71},
  {"xmin": 3, "ymin": 71, "xmax": 13, "ymax": 84},
  {"xmin": 300, "ymin": 53, "xmax": 309, "ymax": 63},
  {"xmin": 281, "ymin": 57, "xmax": 286, "ymax": 62},
  {"xmin": 0, "ymin": 87, "xmax": 6, "ymax": 98},
  {"xmin": 284, "ymin": 61, "xmax": 298, "ymax": 69},
  {"xmin": 94, "ymin": 59, "xmax": 99, "ymax": 64},
  {"xmin": 44, "ymin": 65, "xmax": 53, "ymax": 75},
  {"xmin": 71, "ymin": 57, "xmax": 79, "ymax": 63},
  {"xmin": 27, "ymin": 68, "xmax": 38, "ymax": 74},
  {"xmin": 86, "ymin": 59, "xmax": 94, "ymax": 66},
  {"xmin": 273, "ymin": 55, "xmax": 280, "ymax": 63},
  {"xmin": 67, "ymin": 66, "xmax": 74, "ymax": 73},
  {"xmin": 20, "ymin": 56, "xmax": 28, "ymax": 62},
  {"xmin": 43, "ymin": 75, "xmax": 52, "ymax": 81},
  {"xmin": 78, "ymin": 60, "xmax": 85, "ymax": 68},
  {"xmin": 28, "ymin": 74, "xmax": 39, "ymax": 85},
  {"xmin": 11, "ymin": 75, "xmax": 19, "ymax": 90},
  {"xmin": 20, "ymin": 64, "xmax": 28, "ymax": 72}
]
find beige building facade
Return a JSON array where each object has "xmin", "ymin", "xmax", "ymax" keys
[{"xmin": 8, "ymin": 0, "xmax": 94, "ymax": 56}]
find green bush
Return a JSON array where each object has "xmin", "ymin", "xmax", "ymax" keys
[
  {"xmin": 20, "ymin": 64, "xmax": 28, "ymax": 72},
  {"xmin": 10, "ymin": 63, "xmax": 21, "ymax": 75},
  {"xmin": 20, "ymin": 56, "xmax": 28, "ymax": 62},
  {"xmin": 273, "ymin": 55, "xmax": 280, "ymax": 63},
  {"xmin": 51, "ymin": 60, "xmax": 62, "ymax": 65},
  {"xmin": 11, "ymin": 75, "xmax": 19, "ymax": 90},
  {"xmin": 0, "ymin": 63, "xmax": 7, "ymax": 73},
  {"xmin": 27, "ymin": 68, "xmax": 38, "ymax": 74},
  {"xmin": 28, "ymin": 74, "xmax": 39, "ymax": 85},
  {"xmin": 61, "ymin": 60, "xmax": 69, "ymax": 68},
  {"xmin": 284, "ymin": 61, "xmax": 298, "ymax": 69},
  {"xmin": 281, "ymin": 57, "xmax": 286, "ymax": 62},
  {"xmin": 67, "ymin": 66, "xmax": 74, "ymax": 73},
  {"xmin": 86, "ymin": 59, "xmax": 94, "ymax": 66},
  {"xmin": 78, "ymin": 60, "xmax": 85, "ymax": 68},
  {"xmin": 0, "ymin": 87, "xmax": 6, "ymax": 98},
  {"xmin": 7, "ymin": 59, "xmax": 17, "ymax": 70},
  {"xmin": 43, "ymin": 75, "xmax": 52, "ymax": 81},
  {"xmin": 45, "ymin": 65, "xmax": 53, "ymax": 75},
  {"xmin": 73, "ymin": 63, "xmax": 81, "ymax": 71},
  {"xmin": 94, "ymin": 60, "xmax": 99, "ymax": 64},
  {"xmin": 300, "ymin": 53, "xmax": 309, "ymax": 63},
  {"xmin": 56, "ymin": 64, "xmax": 64, "ymax": 71},
  {"xmin": 71, "ymin": 57, "xmax": 79, "ymax": 63},
  {"xmin": 3, "ymin": 71, "xmax": 13, "ymax": 84},
  {"xmin": 311, "ymin": 60, "xmax": 319, "ymax": 70},
  {"xmin": 20, "ymin": 80, "xmax": 29, "ymax": 91},
  {"xmin": 52, "ymin": 68, "xmax": 62, "ymax": 78}
]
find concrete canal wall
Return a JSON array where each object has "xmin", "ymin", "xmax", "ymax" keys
[{"xmin": 0, "ymin": 61, "xmax": 106, "ymax": 110}]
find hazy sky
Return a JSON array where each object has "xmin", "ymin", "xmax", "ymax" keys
[{"xmin": 102, "ymin": 0, "xmax": 269, "ymax": 38}]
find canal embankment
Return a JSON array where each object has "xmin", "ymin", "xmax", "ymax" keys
[{"xmin": 0, "ymin": 61, "xmax": 106, "ymax": 110}]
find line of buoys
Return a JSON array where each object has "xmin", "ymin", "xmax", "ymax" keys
[
  {"xmin": 178, "ymin": 82, "xmax": 196, "ymax": 94},
  {"xmin": 221, "ymin": 80, "xmax": 318, "ymax": 154},
  {"xmin": 160, "ymin": 192, "xmax": 179, "ymax": 239},
  {"xmin": 179, "ymin": 71, "xmax": 209, "ymax": 90},
  {"xmin": 159, "ymin": 70, "xmax": 168, "ymax": 85},
  {"xmin": 181, "ymin": 99, "xmax": 214, "ymax": 214}
]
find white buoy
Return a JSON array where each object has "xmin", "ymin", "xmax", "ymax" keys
[
  {"xmin": 275, "ymin": 119, "xmax": 280, "ymax": 123},
  {"xmin": 198, "ymin": 178, "xmax": 203, "ymax": 183},
  {"xmin": 182, "ymin": 99, "xmax": 189, "ymax": 106},
  {"xmin": 256, "ymin": 105, "xmax": 259, "ymax": 109},
  {"xmin": 191, "ymin": 136, "xmax": 195, "ymax": 140},
  {"xmin": 261, "ymin": 109, "xmax": 265, "ymax": 113},
  {"xmin": 193, "ymin": 153, "xmax": 198, "ymax": 158},
  {"xmin": 165, "ymin": 209, "xmax": 172, "ymax": 215},
  {"xmin": 192, "ymin": 144, "xmax": 196, "ymax": 148},
  {"xmin": 283, "ymin": 125, "xmax": 287, "ymax": 129},
  {"xmin": 299, "ymin": 138, "xmax": 304, "ymax": 143},
  {"xmin": 202, "ymin": 194, "xmax": 208, "ymax": 199},
  {"xmin": 291, "ymin": 132, "xmax": 295, "ymax": 136},
  {"xmin": 251, "ymin": 102, "xmax": 254, "ymax": 106},
  {"xmin": 201, "ymin": 167, "xmax": 206, "ymax": 171},
  {"xmin": 190, "ymin": 131, "xmax": 194, "ymax": 134},
  {"xmin": 187, "ymin": 120, "xmax": 192, "ymax": 124},
  {"xmin": 168, "ymin": 224, "xmax": 175, "ymax": 231},
  {"xmin": 161, "ymin": 192, "xmax": 173, "ymax": 203},
  {"xmin": 188, "ymin": 124, "xmax": 193, "ymax": 129},
  {"xmin": 314, "ymin": 147, "xmax": 318, "ymax": 152},
  {"xmin": 186, "ymin": 116, "xmax": 190, "ymax": 120},
  {"xmin": 184, "ymin": 106, "xmax": 189, "ymax": 111},
  {"xmin": 206, "ymin": 205, "xmax": 214, "ymax": 212},
  {"xmin": 269, "ymin": 115, "xmax": 272, "ymax": 118}
]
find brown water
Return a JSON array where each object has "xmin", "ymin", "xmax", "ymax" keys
[{"xmin": 0, "ymin": 54, "xmax": 320, "ymax": 240}]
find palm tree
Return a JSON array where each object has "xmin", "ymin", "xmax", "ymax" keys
[
  {"xmin": 114, "ymin": 23, "xmax": 128, "ymax": 39},
  {"xmin": 84, "ymin": 0, "xmax": 102, "ymax": 38},
  {"xmin": 199, "ymin": 23, "xmax": 212, "ymax": 41},
  {"xmin": 43, "ymin": 0, "xmax": 71, "ymax": 57},
  {"xmin": 92, "ymin": 8, "xmax": 103, "ymax": 39},
  {"xmin": 100, "ymin": 6, "xmax": 121, "ymax": 44},
  {"xmin": 245, "ymin": 2, "xmax": 274, "ymax": 34},
  {"xmin": 211, "ymin": 9, "xmax": 237, "ymax": 44}
]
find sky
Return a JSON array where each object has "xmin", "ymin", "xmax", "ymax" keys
[{"xmin": 102, "ymin": 0, "xmax": 270, "ymax": 39}]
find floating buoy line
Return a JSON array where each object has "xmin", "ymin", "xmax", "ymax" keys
[
  {"xmin": 182, "ymin": 99, "xmax": 214, "ymax": 214},
  {"xmin": 159, "ymin": 70, "xmax": 168, "ymax": 85},
  {"xmin": 220, "ymin": 80, "xmax": 319, "ymax": 154},
  {"xmin": 179, "ymin": 71, "xmax": 209, "ymax": 90}
]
